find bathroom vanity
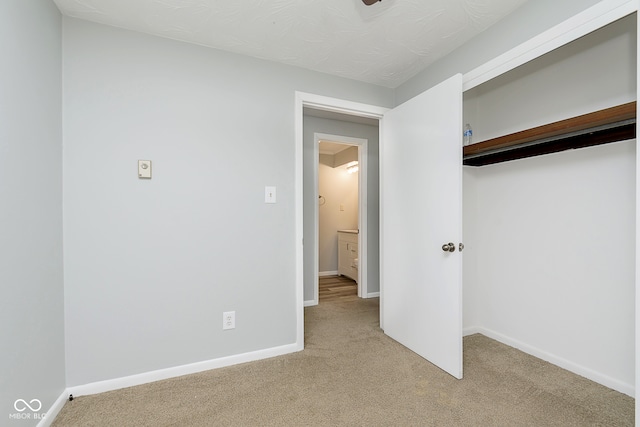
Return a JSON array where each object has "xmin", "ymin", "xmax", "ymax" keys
[{"xmin": 337, "ymin": 230, "xmax": 358, "ymax": 282}]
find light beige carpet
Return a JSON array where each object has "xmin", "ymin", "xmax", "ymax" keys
[{"xmin": 53, "ymin": 298, "xmax": 634, "ymax": 426}]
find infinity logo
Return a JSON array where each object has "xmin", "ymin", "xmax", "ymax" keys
[{"xmin": 14, "ymin": 399, "xmax": 42, "ymax": 412}]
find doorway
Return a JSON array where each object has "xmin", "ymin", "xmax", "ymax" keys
[
  {"xmin": 302, "ymin": 119, "xmax": 378, "ymax": 307},
  {"xmin": 294, "ymin": 92, "xmax": 387, "ymax": 346},
  {"xmin": 316, "ymin": 135, "xmax": 366, "ymax": 304}
]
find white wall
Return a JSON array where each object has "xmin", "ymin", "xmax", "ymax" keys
[
  {"xmin": 0, "ymin": 1, "xmax": 65, "ymax": 423},
  {"xmin": 467, "ymin": 140, "xmax": 635, "ymax": 392},
  {"xmin": 318, "ymin": 154, "xmax": 359, "ymax": 273},
  {"xmin": 62, "ymin": 17, "xmax": 392, "ymax": 387},
  {"xmin": 462, "ymin": 168, "xmax": 480, "ymax": 330}
]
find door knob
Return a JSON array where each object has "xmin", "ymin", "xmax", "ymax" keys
[
  {"xmin": 459, "ymin": 243, "xmax": 464, "ymax": 252},
  {"xmin": 442, "ymin": 242, "xmax": 455, "ymax": 252}
]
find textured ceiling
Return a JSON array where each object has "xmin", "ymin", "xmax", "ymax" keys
[{"xmin": 53, "ymin": 0, "xmax": 528, "ymax": 88}]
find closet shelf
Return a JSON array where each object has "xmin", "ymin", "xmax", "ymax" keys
[{"xmin": 463, "ymin": 101, "xmax": 636, "ymax": 166}]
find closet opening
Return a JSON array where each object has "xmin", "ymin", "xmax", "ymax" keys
[{"xmin": 460, "ymin": 12, "xmax": 637, "ymax": 396}]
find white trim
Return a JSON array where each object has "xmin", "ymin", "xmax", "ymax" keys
[
  {"xmin": 470, "ymin": 328, "xmax": 635, "ymax": 397},
  {"xmin": 295, "ymin": 91, "xmax": 388, "ymax": 350},
  {"xmin": 295, "ymin": 92, "xmax": 306, "ymax": 350},
  {"xmin": 463, "ymin": 0, "xmax": 638, "ymax": 91},
  {"xmin": 379, "ymin": 117, "xmax": 385, "ymax": 331},
  {"xmin": 319, "ymin": 270, "xmax": 339, "ymax": 277},
  {"xmin": 357, "ymin": 139, "xmax": 368, "ymax": 298},
  {"xmin": 367, "ymin": 292, "xmax": 380, "ymax": 298},
  {"xmin": 311, "ymin": 133, "xmax": 320, "ymax": 307},
  {"xmin": 463, "ymin": 326, "xmax": 482, "ymax": 337},
  {"xmin": 635, "ymin": 2, "xmax": 639, "ymax": 423},
  {"xmin": 66, "ymin": 343, "xmax": 300, "ymax": 397},
  {"xmin": 299, "ymin": 93, "xmax": 387, "ymax": 120},
  {"xmin": 37, "ymin": 391, "xmax": 68, "ymax": 427},
  {"xmin": 304, "ymin": 299, "xmax": 317, "ymax": 307}
]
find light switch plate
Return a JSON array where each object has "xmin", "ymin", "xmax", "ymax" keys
[
  {"xmin": 265, "ymin": 186, "xmax": 276, "ymax": 203},
  {"xmin": 138, "ymin": 160, "xmax": 152, "ymax": 179}
]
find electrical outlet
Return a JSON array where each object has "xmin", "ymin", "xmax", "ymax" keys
[{"xmin": 223, "ymin": 311, "xmax": 235, "ymax": 330}]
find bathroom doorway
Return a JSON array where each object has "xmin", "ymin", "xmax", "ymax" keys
[
  {"xmin": 311, "ymin": 133, "xmax": 368, "ymax": 305},
  {"xmin": 318, "ymin": 138, "xmax": 362, "ymax": 303}
]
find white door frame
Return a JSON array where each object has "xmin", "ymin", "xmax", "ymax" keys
[
  {"xmin": 295, "ymin": 92, "xmax": 388, "ymax": 347},
  {"xmin": 313, "ymin": 133, "xmax": 368, "ymax": 305}
]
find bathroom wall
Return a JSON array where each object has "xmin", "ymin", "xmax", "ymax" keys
[
  {"xmin": 318, "ymin": 153, "xmax": 359, "ymax": 274},
  {"xmin": 334, "ymin": 146, "xmax": 358, "ymax": 167}
]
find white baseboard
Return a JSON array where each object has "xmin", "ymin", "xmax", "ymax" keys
[
  {"xmin": 66, "ymin": 343, "xmax": 301, "ymax": 398},
  {"xmin": 37, "ymin": 390, "xmax": 69, "ymax": 427},
  {"xmin": 366, "ymin": 292, "xmax": 380, "ymax": 298},
  {"xmin": 319, "ymin": 271, "xmax": 338, "ymax": 277},
  {"xmin": 467, "ymin": 327, "xmax": 634, "ymax": 397},
  {"xmin": 304, "ymin": 299, "xmax": 318, "ymax": 307},
  {"xmin": 463, "ymin": 326, "xmax": 482, "ymax": 337}
]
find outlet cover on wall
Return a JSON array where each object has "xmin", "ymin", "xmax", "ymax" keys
[{"xmin": 223, "ymin": 311, "xmax": 235, "ymax": 330}]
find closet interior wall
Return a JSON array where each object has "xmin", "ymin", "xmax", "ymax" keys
[{"xmin": 462, "ymin": 14, "xmax": 637, "ymax": 395}]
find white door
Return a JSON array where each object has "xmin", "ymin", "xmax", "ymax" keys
[{"xmin": 381, "ymin": 74, "xmax": 463, "ymax": 379}]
